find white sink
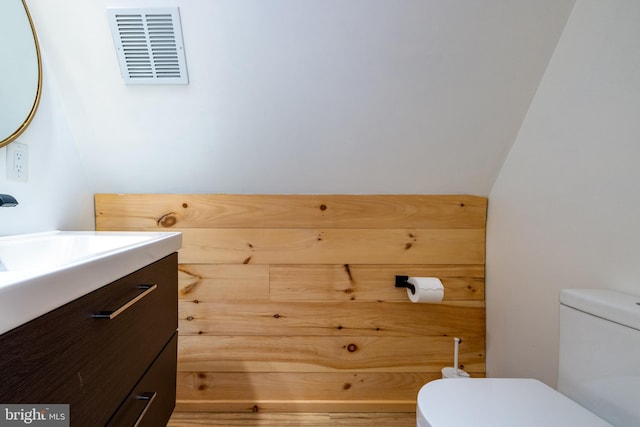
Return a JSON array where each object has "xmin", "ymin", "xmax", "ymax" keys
[{"xmin": 0, "ymin": 231, "xmax": 182, "ymax": 334}]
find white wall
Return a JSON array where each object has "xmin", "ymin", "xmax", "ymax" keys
[
  {"xmin": 26, "ymin": 0, "xmax": 573, "ymax": 196},
  {"xmin": 3, "ymin": 1, "xmax": 576, "ymax": 233},
  {"xmin": 0, "ymin": 55, "xmax": 94, "ymax": 235},
  {"xmin": 487, "ymin": 0, "xmax": 640, "ymax": 387}
]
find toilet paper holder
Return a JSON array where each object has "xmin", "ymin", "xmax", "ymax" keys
[{"xmin": 395, "ymin": 275, "xmax": 415, "ymax": 295}]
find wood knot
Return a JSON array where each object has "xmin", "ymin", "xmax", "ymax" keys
[
  {"xmin": 347, "ymin": 343, "xmax": 358, "ymax": 352},
  {"xmin": 182, "ymin": 203, "xmax": 189, "ymax": 208},
  {"xmin": 179, "ymin": 271, "xmax": 202, "ymax": 295},
  {"xmin": 197, "ymin": 372, "xmax": 207, "ymax": 389},
  {"xmin": 344, "ymin": 264, "xmax": 354, "ymax": 282},
  {"xmin": 252, "ymin": 405, "xmax": 259, "ymax": 413},
  {"xmin": 343, "ymin": 383, "xmax": 352, "ymax": 390},
  {"xmin": 404, "ymin": 233, "xmax": 417, "ymax": 250},
  {"xmin": 157, "ymin": 212, "xmax": 177, "ymax": 227},
  {"xmin": 273, "ymin": 314, "xmax": 281, "ymax": 319},
  {"xmin": 319, "ymin": 204, "xmax": 327, "ymax": 211},
  {"xmin": 186, "ymin": 316, "xmax": 194, "ymax": 321}
]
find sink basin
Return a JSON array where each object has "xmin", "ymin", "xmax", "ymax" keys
[
  {"xmin": 0, "ymin": 230, "xmax": 181, "ymax": 334},
  {"xmin": 0, "ymin": 232, "xmax": 166, "ymax": 272}
]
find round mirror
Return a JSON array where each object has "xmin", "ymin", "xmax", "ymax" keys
[{"xmin": 0, "ymin": 0, "xmax": 42, "ymax": 149}]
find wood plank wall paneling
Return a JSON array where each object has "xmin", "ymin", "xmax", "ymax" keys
[{"xmin": 94, "ymin": 194, "xmax": 487, "ymax": 413}]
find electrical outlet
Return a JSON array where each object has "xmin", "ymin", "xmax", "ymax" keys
[{"xmin": 7, "ymin": 142, "xmax": 28, "ymax": 182}]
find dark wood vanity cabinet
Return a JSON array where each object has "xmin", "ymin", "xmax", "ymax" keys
[{"xmin": 0, "ymin": 253, "xmax": 178, "ymax": 426}]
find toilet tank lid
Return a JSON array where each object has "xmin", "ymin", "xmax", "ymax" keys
[{"xmin": 560, "ymin": 288, "xmax": 640, "ymax": 331}]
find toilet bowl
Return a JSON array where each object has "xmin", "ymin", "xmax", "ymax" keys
[
  {"xmin": 416, "ymin": 378, "xmax": 611, "ymax": 427},
  {"xmin": 416, "ymin": 289, "xmax": 640, "ymax": 427}
]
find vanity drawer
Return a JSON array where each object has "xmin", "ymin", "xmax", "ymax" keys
[
  {"xmin": 106, "ymin": 333, "xmax": 177, "ymax": 427},
  {"xmin": 89, "ymin": 252, "xmax": 178, "ymax": 417},
  {"xmin": 0, "ymin": 253, "xmax": 177, "ymax": 426}
]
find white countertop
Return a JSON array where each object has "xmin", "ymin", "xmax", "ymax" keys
[{"xmin": 0, "ymin": 231, "xmax": 182, "ymax": 335}]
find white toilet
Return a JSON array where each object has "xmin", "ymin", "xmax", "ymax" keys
[{"xmin": 416, "ymin": 288, "xmax": 640, "ymax": 426}]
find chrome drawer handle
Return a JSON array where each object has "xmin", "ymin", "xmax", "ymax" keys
[
  {"xmin": 92, "ymin": 284, "xmax": 158, "ymax": 320},
  {"xmin": 133, "ymin": 391, "xmax": 157, "ymax": 427}
]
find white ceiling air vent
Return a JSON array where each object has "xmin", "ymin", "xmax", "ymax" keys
[{"xmin": 108, "ymin": 8, "xmax": 188, "ymax": 85}]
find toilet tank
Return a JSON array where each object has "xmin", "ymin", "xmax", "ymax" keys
[{"xmin": 558, "ymin": 289, "xmax": 640, "ymax": 427}]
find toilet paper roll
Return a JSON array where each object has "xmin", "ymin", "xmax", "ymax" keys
[{"xmin": 407, "ymin": 277, "xmax": 444, "ymax": 303}]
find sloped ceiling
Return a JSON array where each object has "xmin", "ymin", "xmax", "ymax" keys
[{"xmin": 26, "ymin": 0, "xmax": 575, "ymax": 195}]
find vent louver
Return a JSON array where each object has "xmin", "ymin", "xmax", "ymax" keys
[{"xmin": 108, "ymin": 8, "xmax": 188, "ymax": 85}]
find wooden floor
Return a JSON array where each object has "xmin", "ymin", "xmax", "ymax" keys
[{"xmin": 167, "ymin": 412, "xmax": 416, "ymax": 426}]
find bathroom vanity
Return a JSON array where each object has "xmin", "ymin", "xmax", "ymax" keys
[{"xmin": 0, "ymin": 231, "xmax": 181, "ymax": 426}]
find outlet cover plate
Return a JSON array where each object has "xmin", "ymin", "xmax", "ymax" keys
[{"xmin": 7, "ymin": 142, "xmax": 28, "ymax": 182}]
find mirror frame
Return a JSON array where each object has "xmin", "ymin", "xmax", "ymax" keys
[{"xmin": 0, "ymin": 0, "xmax": 43, "ymax": 149}]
